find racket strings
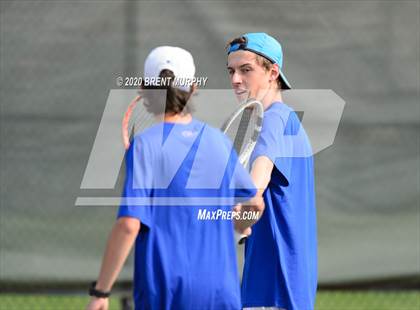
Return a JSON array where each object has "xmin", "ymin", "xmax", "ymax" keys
[
  {"xmin": 222, "ymin": 100, "xmax": 263, "ymax": 167},
  {"xmin": 125, "ymin": 98, "xmax": 156, "ymax": 145},
  {"xmin": 233, "ymin": 107, "xmax": 253, "ymax": 154},
  {"xmin": 227, "ymin": 107, "xmax": 259, "ymax": 156}
]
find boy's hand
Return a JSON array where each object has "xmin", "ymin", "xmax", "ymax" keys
[{"xmin": 86, "ymin": 297, "xmax": 109, "ymax": 310}]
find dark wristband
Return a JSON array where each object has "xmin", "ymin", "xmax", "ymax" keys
[{"xmin": 89, "ymin": 281, "xmax": 111, "ymax": 298}]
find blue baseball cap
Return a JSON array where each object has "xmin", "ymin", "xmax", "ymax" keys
[{"xmin": 227, "ymin": 32, "xmax": 291, "ymax": 89}]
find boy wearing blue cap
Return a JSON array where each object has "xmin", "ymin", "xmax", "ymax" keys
[{"xmin": 226, "ymin": 33, "xmax": 317, "ymax": 310}]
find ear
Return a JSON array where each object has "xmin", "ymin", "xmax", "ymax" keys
[{"xmin": 270, "ymin": 64, "xmax": 280, "ymax": 81}]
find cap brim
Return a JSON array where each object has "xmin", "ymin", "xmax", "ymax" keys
[
  {"xmin": 279, "ymin": 71, "xmax": 292, "ymax": 89},
  {"xmin": 279, "ymin": 70, "xmax": 291, "ymax": 90}
]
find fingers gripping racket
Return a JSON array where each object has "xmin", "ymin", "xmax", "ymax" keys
[{"xmin": 221, "ymin": 98, "xmax": 264, "ymax": 244}]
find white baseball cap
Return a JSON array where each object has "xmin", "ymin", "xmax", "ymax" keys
[{"xmin": 144, "ymin": 46, "xmax": 196, "ymax": 92}]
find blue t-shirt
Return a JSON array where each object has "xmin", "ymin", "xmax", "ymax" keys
[
  {"xmin": 118, "ymin": 119, "xmax": 256, "ymax": 310},
  {"xmin": 242, "ymin": 102, "xmax": 317, "ymax": 310}
]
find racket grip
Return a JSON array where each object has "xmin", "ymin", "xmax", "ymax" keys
[{"xmin": 234, "ymin": 231, "xmax": 248, "ymax": 245}]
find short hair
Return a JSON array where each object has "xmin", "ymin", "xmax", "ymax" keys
[{"xmin": 142, "ymin": 69, "xmax": 194, "ymax": 115}]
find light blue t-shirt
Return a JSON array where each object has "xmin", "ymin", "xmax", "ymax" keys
[
  {"xmin": 118, "ymin": 119, "xmax": 256, "ymax": 310},
  {"xmin": 242, "ymin": 102, "xmax": 317, "ymax": 310}
]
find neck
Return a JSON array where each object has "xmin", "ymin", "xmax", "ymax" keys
[
  {"xmin": 260, "ymin": 88, "xmax": 283, "ymax": 111},
  {"xmin": 162, "ymin": 113, "xmax": 192, "ymax": 124}
]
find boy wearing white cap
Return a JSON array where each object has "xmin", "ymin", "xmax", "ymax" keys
[
  {"xmin": 226, "ymin": 33, "xmax": 317, "ymax": 310},
  {"xmin": 86, "ymin": 46, "xmax": 262, "ymax": 310}
]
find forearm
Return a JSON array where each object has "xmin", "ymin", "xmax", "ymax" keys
[
  {"xmin": 233, "ymin": 156, "xmax": 273, "ymax": 233},
  {"xmin": 95, "ymin": 219, "xmax": 139, "ymax": 291},
  {"xmin": 250, "ymin": 156, "xmax": 274, "ymax": 193}
]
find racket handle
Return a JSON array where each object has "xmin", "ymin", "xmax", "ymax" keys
[{"xmin": 234, "ymin": 231, "xmax": 248, "ymax": 245}]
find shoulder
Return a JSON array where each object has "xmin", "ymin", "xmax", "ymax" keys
[
  {"xmin": 191, "ymin": 120, "xmax": 233, "ymax": 155},
  {"xmin": 260, "ymin": 103, "xmax": 286, "ymax": 132},
  {"xmin": 138, "ymin": 123, "xmax": 164, "ymax": 139},
  {"xmin": 263, "ymin": 102, "xmax": 300, "ymax": 130},
  {"xmin": 205, "ymin": 123, "xmax": 234, "ymax": 147},
  {"xmin": 202, "ymin": 122, "xmax": 225, "ymax": 138},
  {"xmin": 132, "ymin": 123, "xmax": 164, "ymax": 150},
  {"xmin": 266, "ymin": 102, "xmax": 294, "ymax": 120}
]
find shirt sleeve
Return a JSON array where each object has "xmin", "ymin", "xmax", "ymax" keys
[
  {"xmin": 117, "ymin": 136, "xmax": 154, "ymax": 227},
  {"xmin": 251, "ymin": 111, "xmax": 293, "ymax": 185}
]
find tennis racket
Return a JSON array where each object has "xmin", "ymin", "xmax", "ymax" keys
[
  {"xmin": 221, "ymin": 98, "xmax": 264, "ymax": 244},
  {"xmin": 221, "ymin": 98, "xmax": 264, "ymax": 167},
  {"xmin": 122, "ymin": 94, "xmax": 156, "ymax": 150}
]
